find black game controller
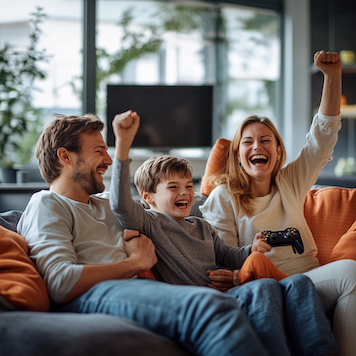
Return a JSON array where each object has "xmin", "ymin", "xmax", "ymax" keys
[{"xmin": 262, "ymin": 228, "xmax": 304, "ymax": 254}]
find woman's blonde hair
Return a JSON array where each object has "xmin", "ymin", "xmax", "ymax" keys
[{"xmin": 211, "ymin": 115, "xmax": 286, "ymax": 216}]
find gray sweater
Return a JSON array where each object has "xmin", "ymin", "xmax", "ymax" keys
[
  {"xmin": 110, "ymin": 159, "xmax": 250, "ymax": 286},
  {"xmin": 17, "ymin": 190, "xmax": 126, "ymax": 304}
]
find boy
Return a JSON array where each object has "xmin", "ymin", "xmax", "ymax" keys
[
  {"xmin": 110, "ymin": 111, "xmax": 287, "ymax": 288},
  {"xmin": 109, "ymin": 110, "xmax": 339, "ymax": 356}
]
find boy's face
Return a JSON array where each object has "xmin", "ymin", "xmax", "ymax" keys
[{"xmin": 145, "ymin": 174, "xmax": 194, "ymax": 220}]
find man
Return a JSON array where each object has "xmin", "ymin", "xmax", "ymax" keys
[{"xmin": 17, "ymin": 113, "xmax": 285, "ymax": 356}]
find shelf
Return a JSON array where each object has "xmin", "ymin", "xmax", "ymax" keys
[
  {"xmin": 0, "ymin": 182, "xmax": 49, "ymax": 190},
  {"xmin": 341, "ymin": 105, "xmax": 356, "ymax": 118},
  {"xmin": 341, "ymin": 65, "xmax": 356, "ymax": 73},
  {"xmin": 316, "ymin": 175, "xmax": 356, "ymax": 188},
  {"xmin": 310, "ymin": 64, "xmax": 356, "ymax": 75}
]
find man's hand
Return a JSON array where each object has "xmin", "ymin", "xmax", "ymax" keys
[
  {"xmin": 207, "ymin": 269, "xmax": 235, "ymax": 292},
  {"xmin": 251, "ymin": 232, "xmax": 271, "ymax": 253},
  {"xmin": 124, "ymin": 232, "xmax": 158, "ymax": 273},
  {"xmin": 112, "ymin": 110, "xmax": 140, "ymax": 161},
  {"xmin": 314, "ymin": 50, "xmax": 342, "ymax": 78}
]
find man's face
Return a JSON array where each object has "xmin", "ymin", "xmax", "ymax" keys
[{"xmin": 72, "ymin": 132, "xmax": 112, "ymax": 195}]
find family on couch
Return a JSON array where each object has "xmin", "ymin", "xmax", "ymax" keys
[{"xmin": 6, "ymin": 49, "xmax": 351, "ymax": 356}]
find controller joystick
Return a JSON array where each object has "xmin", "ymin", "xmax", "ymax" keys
[{"xmin": 262, "ymin": 228, "xmax": 304, "ymax": 254}]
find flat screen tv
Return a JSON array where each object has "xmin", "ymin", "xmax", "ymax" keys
[{"xmin": 106, "ymin": 84, "xmax": 213, "ymax": 150}]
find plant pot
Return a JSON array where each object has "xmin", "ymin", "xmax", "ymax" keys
[{"xmin": 0, "ymin": 167, "xmax": 17, "ymax": 183}]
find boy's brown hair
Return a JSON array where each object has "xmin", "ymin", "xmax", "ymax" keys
[
  {"xmin": 134, "ymin": 155, "xmax": 193, "ymax": 195},
  {"xmin": 36, "ymin": 113, "xmax": 104, "ymax": 184}
]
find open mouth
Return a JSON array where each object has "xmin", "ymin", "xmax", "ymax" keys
[
  {"xmin": 96, "ymin": 166, "xmax": 107, "ymax": 177},
  {"xmin": 174, "ymin": 200, "xmax": 189, "ymax": 209},
  {"xmin": 250, "ymin": 154, "xmax": 268, "ymax": 165}
]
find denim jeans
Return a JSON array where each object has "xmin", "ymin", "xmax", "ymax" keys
[
  {"xmin": 56, "ymin": 278, "xmax": 270, "ymax": 356},
  {"xmin": 228, "ymin": 274, "xmax": 339, "ymax": 356},
  {"xmin": 56, "ymin": 276, "xmax": 338, "ymax": 356}
]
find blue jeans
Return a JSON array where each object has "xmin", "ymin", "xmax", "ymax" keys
[
  {"xmin": 56, "ymin": 278, "xmax": 269, "ymax": 356},
  {"xmin": 56, "ymin": 276, "xmax": 338, "ymax": 356},
  {"xmin": 228, "ymin": 274, "xmax": 339, "ymax": 356}
]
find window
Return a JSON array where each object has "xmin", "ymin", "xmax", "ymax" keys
[
  {"xmin": 96, "ymin": 1, "xmax": 281, "ymax": 143},
  {"xmin": 0, "ymin": 0, "xmax": 83, "ymax": 117},
  {"xmin": 0, "ymin": 0, "xmax": 281, "ymax": 146}
]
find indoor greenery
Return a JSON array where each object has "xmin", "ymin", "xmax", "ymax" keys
[
  {"xmin": 0, "ymin": 6, "xmax": 48, "ymax": 169},
  {"xmin": 70, "ymin": 2, "xmax": 205, "ymax": 112}
]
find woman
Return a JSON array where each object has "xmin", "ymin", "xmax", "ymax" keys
[{"xmin": 200, "ymin": 50, "xmax": 356, "ymax": 356}]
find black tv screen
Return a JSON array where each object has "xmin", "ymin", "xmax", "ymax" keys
[{"xmin": 106, "ymin": 85, "xmax": 213, "ymax": 150}]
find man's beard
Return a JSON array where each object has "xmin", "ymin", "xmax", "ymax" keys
[{"xmin": 72, "ymin": 157, "xmax": 105, "ymax": 195}]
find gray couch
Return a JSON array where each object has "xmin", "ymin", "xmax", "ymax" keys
[{"xmin": 0, "ymin": 209, "xmax": 196, "ymax": 356}]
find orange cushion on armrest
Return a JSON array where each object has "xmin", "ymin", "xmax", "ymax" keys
[
  {"xmin": 304, "ymin": 187, "xmax": 356, "ymax": 265},
  {"xmin": 201, "ymin": 138, "xmax": 231, "ymax": 196},
  {"xmin": 0, "ymin": 226, "xmax": 50, "ymax": 311},
  {"xmin": 329, "ymin": 219, "xmax": 356, "ymax": 262}
]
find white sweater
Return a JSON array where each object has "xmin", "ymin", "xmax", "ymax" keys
[{"xmin": 200, "ymin": 109, "xmax": 342, "ymax": 275}]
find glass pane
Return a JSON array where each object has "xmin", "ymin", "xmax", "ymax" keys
[
  {"xmin": 0, "ymin": 0, "xmax": 83, "ymax": 166},
  {"xmin": 220, "ymin": 6, "xmax": 280, "ymax": 140},
  {"xmin": 96, "ymin": 0, "xmax": 216, "ymax": 118},
  {"xmin": 96, "ymin": 1, "xmax": 280, "ymax": 144},
  {"xmin": 0, "ymin": 0, "xmax": 83, "ymax": 113}
]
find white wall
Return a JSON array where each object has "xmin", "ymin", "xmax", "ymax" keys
[{"xmin": 282, "ymin": 0, "xmax": 311, "ymax": 163}]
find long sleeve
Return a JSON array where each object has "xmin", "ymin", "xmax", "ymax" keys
[{"xmin": 17, "ymin": 191, "xmax": 126, "ymax": 304}]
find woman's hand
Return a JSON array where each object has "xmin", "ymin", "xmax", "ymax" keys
[
  {"xmin": 314, "ymin": 50, "xmax": 342, "ymax": 116},
  {"xmin": 314, "ymin": 50, "xmax": 342, "ymax": 78},
  {"xmin": 251, "ymin": 232, "xmax": 271, "ymax": 253}
]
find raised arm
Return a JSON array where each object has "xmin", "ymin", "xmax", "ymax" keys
[
  {"xmin": 314, "ymin": 50, "xmax": 342, "ymax": 116},
  {"xmin": 112, "ymin": 110, "xmax": 140, "ymax": 161}
]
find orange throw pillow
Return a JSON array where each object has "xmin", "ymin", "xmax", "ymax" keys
[
  {"xmin": 304, "ymin": 187, "xmax": 356, "ymax": 265},
  {"xmin": 137, "ymin": 269, "xmax": 157, "ymax": 280},
  {"xmin": 329, "ymin": 219, "xmax": 356, "ymax": 262},
  {"xmin": 201, "ymin": 138, "xmax": 231, "ymax": 196},
  {"xmin": 0, "ymin": 226, "xmax": 50, "ymax": 311}
]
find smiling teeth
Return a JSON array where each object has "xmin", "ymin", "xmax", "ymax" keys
[{"xmin": 251, "ymin": 155, "xmax": 267, "ymax": 160}]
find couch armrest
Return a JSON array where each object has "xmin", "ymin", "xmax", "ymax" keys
[{"xmin": 304, "ymin": 187, "xmax": 356, "ymax": 265}]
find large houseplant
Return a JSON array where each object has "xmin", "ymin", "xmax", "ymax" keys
[{"xmin": 0, "ymin": 7, "xmax": 48, "ymax": 182}]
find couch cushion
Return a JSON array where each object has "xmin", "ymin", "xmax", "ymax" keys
[
  {"xmin": 201, "ymin": 138, "xmax": 230, "ymax": 196},
  {"xmin": 0, "ymin": 226, "xmax": 50, "ymax": 311},
  {"xmin": 0, "ymin": 210, "xmax": 22, "ymax": 232},
  {"xmin": 0, "ymin": 312, "xmax": 193, "ymax": 356},
  {"xmin": 329, "ymin": 219, "xmax": 356, "ymax": 262},
  {"xmin": 304, "ymin": 187, "xmax": 356, "ymax": 265}
]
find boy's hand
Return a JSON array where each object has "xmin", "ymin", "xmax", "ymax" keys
[
  {"xmin": 207, "ymin": 269, "xmax": 235, "ymax": 292},
  {"xmin": 251, "ymin": 232, "xmax": 271, "ymax": 253},
  {"xmin": 314, "ymin": 50, "xmax": 341, "ymax": 78},
  {"xmin": 112, "ymin": 110, "xmax": 140, "ymax": 161},
  {"xmin": 123, "ymin": 229, "xmax": 140, "ymax": 241}
]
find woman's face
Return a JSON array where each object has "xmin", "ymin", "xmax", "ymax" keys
[{"xmin": 238, "ymin": 122, "xmax": 282, "ymax": 183}]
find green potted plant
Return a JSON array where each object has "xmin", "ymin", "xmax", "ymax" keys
[{"xmin": 0, "ymin": 6, "xmax": 48, "ymax": 183}]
